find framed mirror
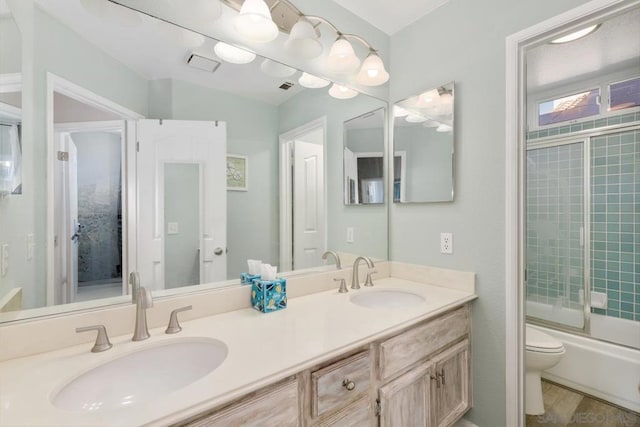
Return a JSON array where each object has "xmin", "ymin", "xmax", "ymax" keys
[
  {"xmin": 393, "ymin": 82, "xmax": 454, "ymax": 203},
  {"xmin": 343, "ymin": 108, "xmax": 386, "ymax": 205},
  {"xmin": 0, "ymin": 0, "xmax": 388, "ymax": 322}
]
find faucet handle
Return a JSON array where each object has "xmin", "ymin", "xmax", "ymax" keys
[
  {"xmin": 76, "ymin": 325, "xmax": 113, "ymax": 353},
  {"xmin": 334, "ymin": 278, "xmax": 348, "ymax": 293},
  {"xmin": 364, "ymin": 269, "xmax": 377, "ymax": 287},
  {"xmin": 165, "ymin": 305, "xmax": 192, "ymax": 334}
]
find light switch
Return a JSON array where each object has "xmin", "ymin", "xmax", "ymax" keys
[
  {"xmin": 346, "ymin": 227, "xmax": 354, "ymax": 243},
  {"xmin": 167, "ymin": 222, "xmax": 179, "ymax": 235}
]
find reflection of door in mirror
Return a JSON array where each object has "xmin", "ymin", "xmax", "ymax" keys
[
  {"xmin": 164, "ymin": 163, "xmax": 200, "ymax": 288},
  {"xmin": 137, "ymin": 120, "xmax": 227, "ymax": 291},
  {"xmin": 52, "ymin": 86, "xmax": 128, "ymax": 306},
  {"xmin": 343, "ymin": 108, "xmax": 386, "ymax": 205},
  {"xmin": 279, "ymin": 119, "xmax": 326, "ymax": 272}
]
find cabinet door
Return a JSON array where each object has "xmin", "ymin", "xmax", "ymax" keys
[
  {"xmin": 379, "ymin": 361, "xmax": 433, "ymax": 427},
  {"xmin": 431, "ymin": 339, "xmax": 471, "ymax": 427}
]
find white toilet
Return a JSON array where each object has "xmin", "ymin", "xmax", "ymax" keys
[{"xmin": 525, "ymin": 325, "xmax": 565, "ymax": 415}]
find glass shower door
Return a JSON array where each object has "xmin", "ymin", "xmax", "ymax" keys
[{"xmin": 525, "ymin": 140, "xmax": 587, "ymax": 330}]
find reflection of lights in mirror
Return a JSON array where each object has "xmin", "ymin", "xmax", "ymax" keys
[
  {"xmin": 214, "ymin": 41, "xmax": 257, "ymax": 64},
  {"xmin": 549, "ymin": 24, "xmax": 600, "ymax": 44},
  {"xmin": 393, "ymin": 82, "xmax": 455, "ymax": 203},
  {"xmin": 298, "ymin": 72, "xmax": 330, "ymax": 89},
  {"xmin": 260, "ymin": 59, "xmax": 297, "ymax": 78},
  {"xmin": 329, "ymin": 83, "xmax": 358, "ymax": 100}
]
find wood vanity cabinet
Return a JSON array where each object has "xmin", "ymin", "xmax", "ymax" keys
[{"xmin": 178, "ymin": 304, "xmax": 471, "ymax": 427}]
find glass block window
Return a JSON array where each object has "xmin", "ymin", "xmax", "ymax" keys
[
  {"xmin": 609, "ymin": 77, "xmax": 640, "ymax": 111},
  {"xmin": 538, "ymin": 89, "xmax": 600, "ymax": 126}
]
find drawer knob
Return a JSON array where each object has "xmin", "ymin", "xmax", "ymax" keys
[{"xmin": 342, "ymin": 378, "xmax": 356, "ymax": 391}]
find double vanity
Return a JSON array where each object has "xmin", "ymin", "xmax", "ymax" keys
[{"xmin": 0, "ymin": 263, "xmax": 476, "ymax": 426}]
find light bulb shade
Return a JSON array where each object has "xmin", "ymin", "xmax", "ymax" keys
[
  {"xmin": 298, "ymin": 72, "xmax": 330, "ymax": 89},
  {"xmin": 393, "ymin": 106, "xmax": 409, "ymax": 117},
  {"xmin": 356, "ymin": 52, "xmax": 389, "ymax": 86},
  {"xmin": 327, "ymin": 37, "xmax": 361, "ymax": 74},
  {"xmin": 406, "ymin": 114, "xmax": 427, "ymax": 123},
  {"xmin": 285, "ymin": 17, "xmax": 323, "ymax": 59},
  {"xmin": 436, "ymin": 124, "xmax": 453, "ymax": 132},
  {"xmin": 214, "ymin": 42, "xmax": 256, "ymax": 64},
  {"xmin": 260, "ymin": 59, "xmax": 297, "ymax": 78},
  {"xmin": 328, "ymin": 83, "xmax": 358, "ymax": 100},
  {"xmin": 235, "ymin": 0, "xmax": 279, "ymax": 43}
]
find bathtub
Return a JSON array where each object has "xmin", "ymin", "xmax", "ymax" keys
[{"xmin": 526, "ymin": 301, "xmax": 640, "ymax": 412}]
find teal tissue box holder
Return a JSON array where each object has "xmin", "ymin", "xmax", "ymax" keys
[
  {"xmin": 241, "ymin": 273, "xmax": 261, "ymax": 285},
  {"xmin": 251, "ymin": 278, "xmax": 287, "ymax": 313}
]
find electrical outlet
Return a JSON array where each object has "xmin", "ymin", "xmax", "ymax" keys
[
  {"xmin": 1, "ymin": 244, "xmax": 8, "ymax": 276},
  {"xmin": 167, "ymin": 222, "xmax": 179, "ymax": 235},
  {"xmin": 440, "ymin": 232, "xmax": 453, "ymax": 254},
  {"xmin": 346, "ymin": 227, "xmax": 354, "ymax": 243},
  {"xmin": 27, "ymin": 234, "xmax": 34, "ymax": 260}
]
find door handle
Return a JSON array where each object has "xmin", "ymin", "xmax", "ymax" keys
[{"xmin": 214, "ymin": 248, "xmax": 224, "ymax": 256}]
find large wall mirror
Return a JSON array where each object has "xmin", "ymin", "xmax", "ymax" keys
[
  {"xmin": 0, "ymin": 0, "xmax": 388, "ymax": 322},
  {"xmin": 393, "ymin": 82, "xmax": 454, "ymax": 203}
]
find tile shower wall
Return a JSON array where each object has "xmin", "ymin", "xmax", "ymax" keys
[
  {"xmin": 590, "ymin": 129, "xmax": 640, "ymax": 321},
  {"xmin": 526, "ymin": 143, "xmax": 585, "ymax": 310}
]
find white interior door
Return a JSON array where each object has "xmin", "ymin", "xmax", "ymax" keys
[
  {"xmin": 293, "ymin": 140, "xmax": 325, "ymax": 269},
  {"xmin": 137, "ymin": 120, "xmax": 227, "ymax": 290},
  {"xmin": 64, "ymin": 136, "xmax": 79, "ymax": 303}
]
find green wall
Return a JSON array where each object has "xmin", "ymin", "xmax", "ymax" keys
[{"xmin": 389, "ymin": 0, "xmax": 590, "ymax": 425}]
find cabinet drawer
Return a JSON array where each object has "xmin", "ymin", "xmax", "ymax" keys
[
  {"xmin": 183, "ymin": 378, "xmax": 298, "ymax": 427},
  {"xmin": 315, "ymin": 396, "xmax": 375, "ymax": 427},
  {"xmin": 379, "ymin": 306, "xmax": 469, "ymax": 380},
  {"xmin": 311, "ymin": 351, "xmax": 371, "ymax": 418}
]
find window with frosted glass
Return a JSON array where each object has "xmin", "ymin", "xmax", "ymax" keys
[
  {"xmin": 538, "ymin": 89, "xmax": 600, "ymax": 126},
  {"xmin": 609, "ymin": 77, "xmax": 640, "ymax": 111}
]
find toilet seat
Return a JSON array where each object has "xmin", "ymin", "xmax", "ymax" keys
[{"xmin": 526, "ymin": 326, "xmax": 564, "ymax": 353}]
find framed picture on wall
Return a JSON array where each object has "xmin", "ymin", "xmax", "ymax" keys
[{"xmin": 226, "ymin": 154, "xmax": 248, "ymax": 191}]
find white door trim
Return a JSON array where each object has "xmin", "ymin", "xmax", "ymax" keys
[
  {"xmin": 278, "ymin": 116, "xmax": 327, "ymax": 272},
  {"xmin": 504, "ymin": 0, "xmax": 637, "ymax": 425},
  {"xmin": 46, "ymin": 73, "xmax": 144, "ymax": 306}
]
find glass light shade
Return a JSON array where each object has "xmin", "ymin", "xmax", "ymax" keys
[
  {"xmin": 285, "ymin": 17, "xmax": 323, "ymax": 59},
  {"xmin": 214, "ymin": 42, "xmax": 256, "ymax": 64},
  {"xmin": 235, "ymin": 0, "xmax": 279, "ymax": 43},
  {"xmin": 356, "ymin": 52, "xmax": 389, "ymax": 86},
  {"xmin": 298, "ymin": 72, "xmax": 330, "ymax": 89},
  {"xmin": 436, "ymin": 124, "xmax": 453, "ymax": 132},
  {"xmin": 406, "ymin": 114, "xmax": 427, "ymax": 123},
  {"xmin": 328, "ymin": 83, "xmax": 358, "ymax": 100},
  {"xmin": 393, "ymin": 106, "xmax": 409, "ymax": 117},
  {"xmin": 260, "ymin": 59, "xmax": 297, "ymax": 78},
  {"xmin": 327, "ymin": 37, "xmax": 361, "ymax": 74},
  {"xmin": 419, "ymin": 89, "xmax": 438, "ymax": 103}
]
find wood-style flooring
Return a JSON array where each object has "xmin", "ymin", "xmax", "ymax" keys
[{"xmin": 526, "ymin": 380, "xmax": 640, "ymax": 427}]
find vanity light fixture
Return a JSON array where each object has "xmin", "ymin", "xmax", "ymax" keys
[
  {"xmin": 393, "ymin": 106, "xmax": 410, "ymax": 117},
  {"xmin": 550, "ymin": 24, "xmax": 600, "ymax": 44},
  {"xmin": 356, "ymin": 51, "xmax": 389, "ymax": 86},
  {"xmin": 298, "ymin": 72, "xmax": 330, "ymax": 89},
  {"xmin": 328, "ymin": 83, "xmax": 358, "ymax": 99},
  {"xmin": 260, "ymin": 58, "xmax": 297, "ymax": 78},
  {"xmin": 406, "ymin": 114, "xmax": 428, "ymax": 123},
  {"xmin": 214, "ymin": 41, "xmax": 257, "ymax": 64},
  {"xmin": 285, "ymin": 17, "xmax": 323, "ymax": 59},
  {"xmin": 234, "ymin": 0, "xmax": 279, "ymax": 43},
  {"xmin": 327, "ymin": 36, "xmax": 361, "ymax": 74}
]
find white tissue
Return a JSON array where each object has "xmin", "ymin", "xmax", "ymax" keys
[
  {"xmin": 247, "ymin": 259, "xmax": 262, "ymax": 275},
  {"xmin": 260, "ymin": 263, "xmax": 278, "ymax": 280}
]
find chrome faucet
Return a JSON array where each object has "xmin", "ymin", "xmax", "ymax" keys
[
  {"xmin": 351, "ymin": 256, "xmax": 375, "ymax": 290},
  {"xmin": 322, "ymin": 250, "xmax": 342, "ymax": 269},
  {"xmin": 132, "ymin": 286, "xmax": 153, "ymax": 341}
]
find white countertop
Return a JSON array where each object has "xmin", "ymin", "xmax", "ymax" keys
[{"xmin": 0, "ymin": 278, "xmax": 476, "ymax": 427}]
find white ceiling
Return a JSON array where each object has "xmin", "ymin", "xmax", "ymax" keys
[
  {"xmin": 35, "ymin": 0, "xmax": 307, "ymax": 106},
  {"xmin": 332, "ymin": 0, "xmax": 450, "ymax": 35},
  {"xmin": 527, "ymin": 7, "xmax": 640, "ymax": 93}
]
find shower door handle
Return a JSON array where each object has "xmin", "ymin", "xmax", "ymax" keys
[{"xmin": 579, "ymin": 226, "xmax": 584, "ymax": 247}]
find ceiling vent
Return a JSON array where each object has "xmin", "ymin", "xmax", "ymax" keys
[
  {"xmin": 187, "ymin": 54, "xmax": 222, "ymax": 73},
  {"xmin": 279, "ymin": 82, "xmax": 295, "ymax": 90}
]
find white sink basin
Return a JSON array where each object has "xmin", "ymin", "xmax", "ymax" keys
[
  {"xmin": 350, "ymin": 290, "xmax": 425, "ymax": 309},
  {"xmin": 52, "ymin": 338, "xmax": 227, "ymax": 412}
]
